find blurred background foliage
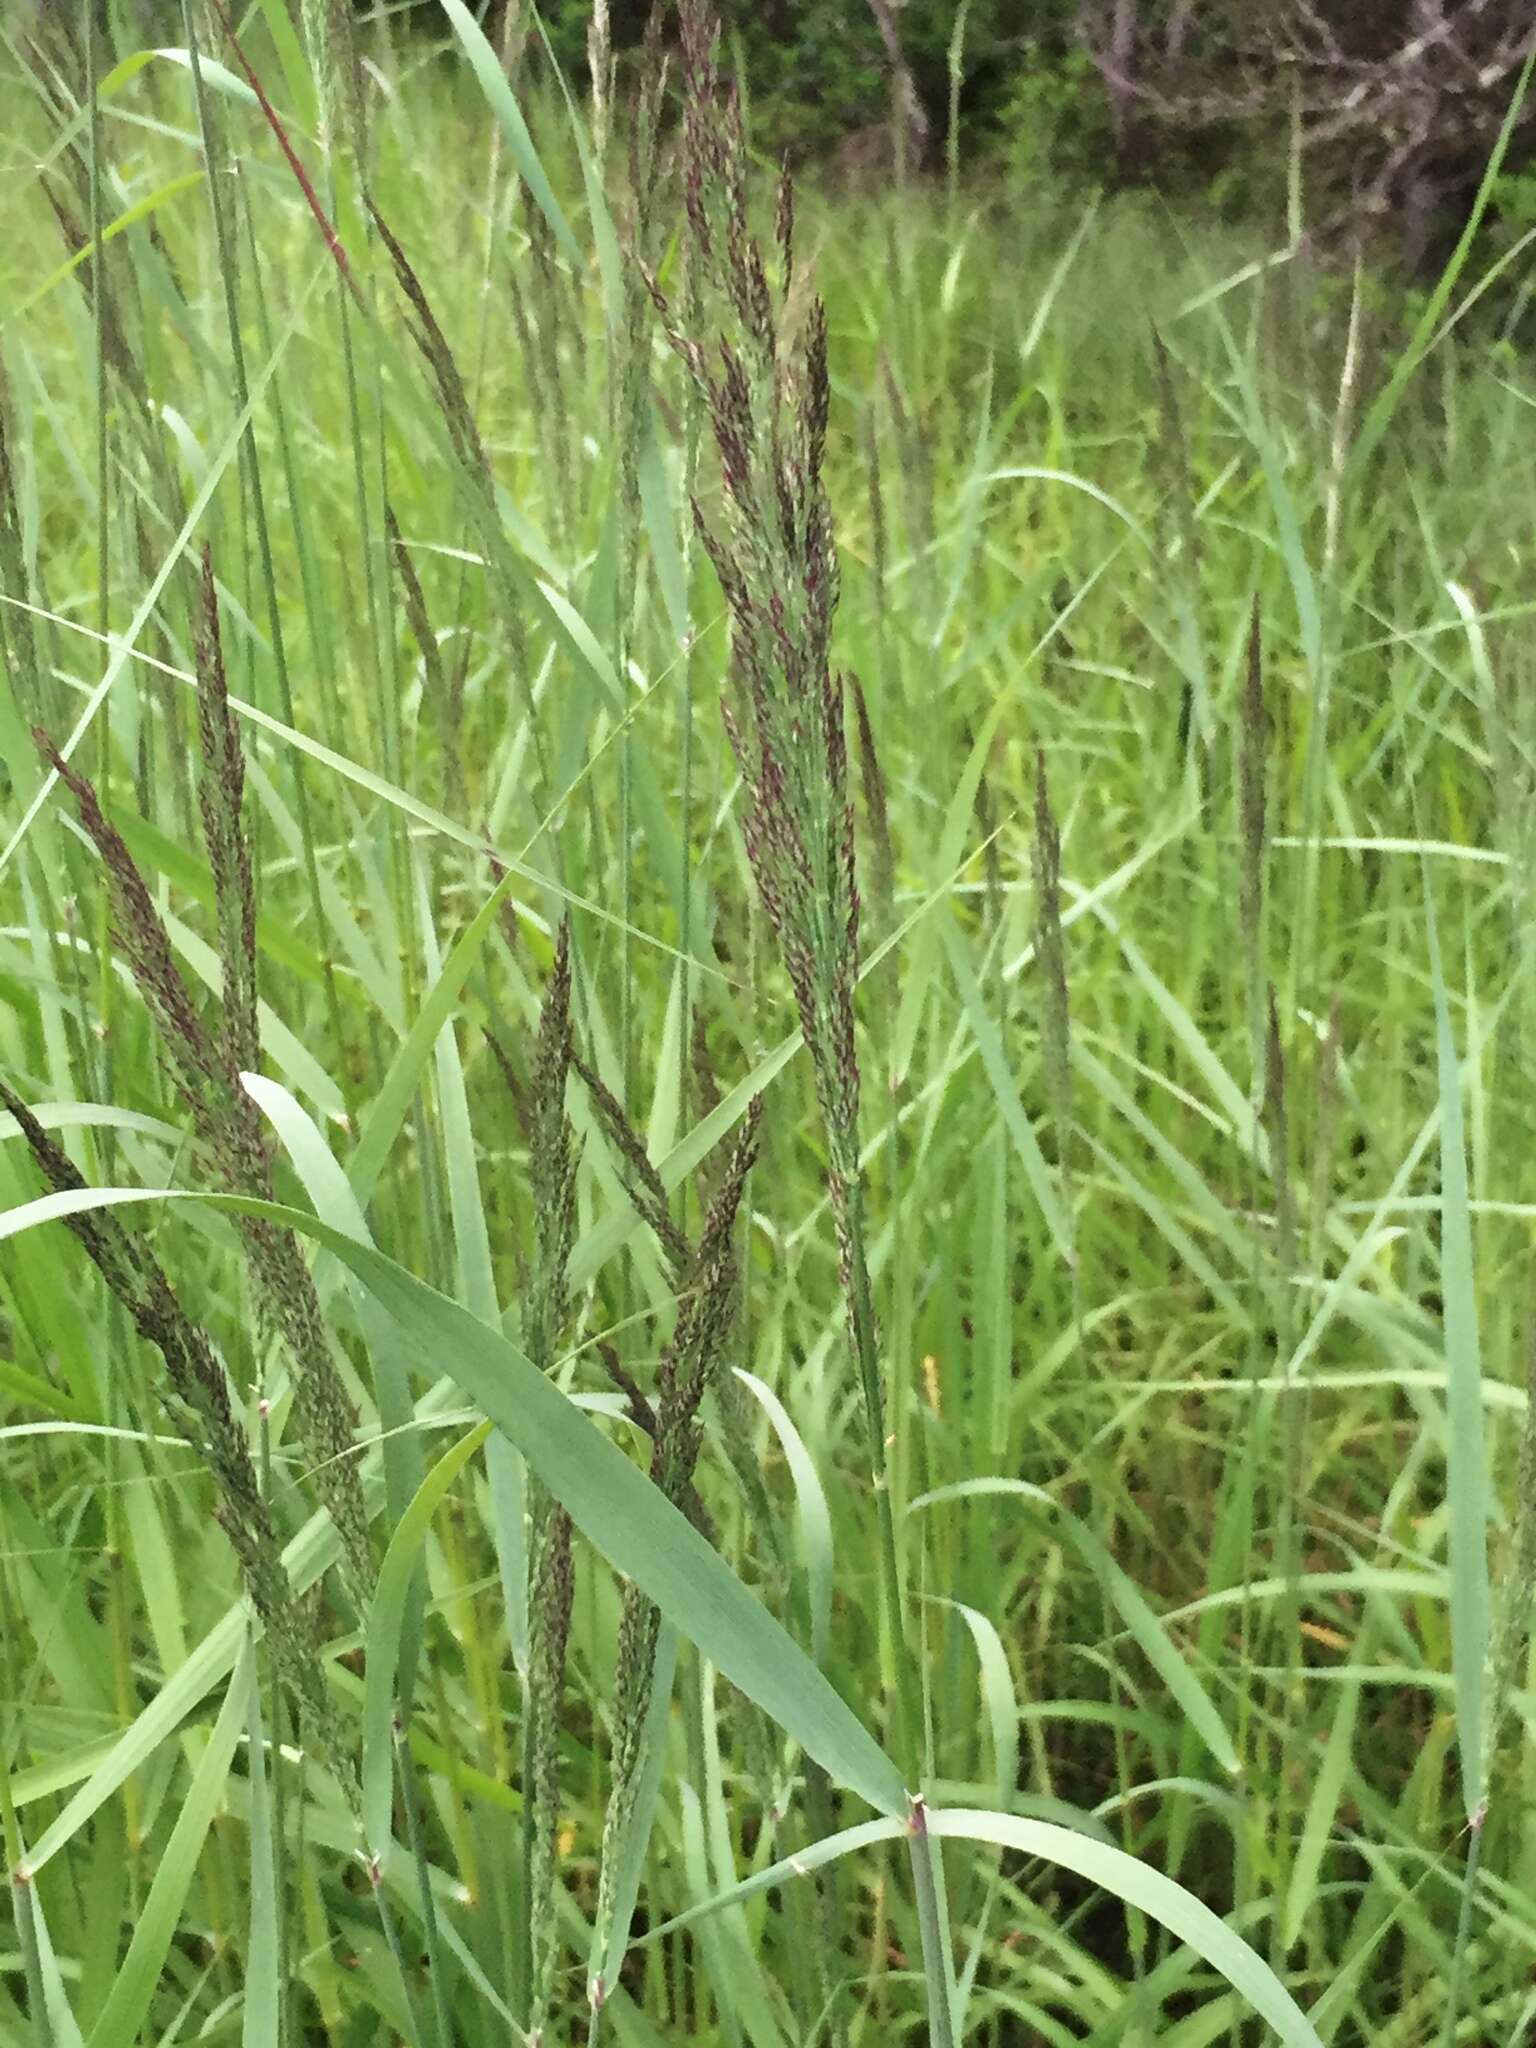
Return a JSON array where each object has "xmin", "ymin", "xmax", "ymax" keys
[{"xmin": 527, "ymin": 0, "xmax": 1536, "ymax": 279}]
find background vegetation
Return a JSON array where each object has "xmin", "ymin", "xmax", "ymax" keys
[
  {"xmin": 536, "ymin": 0, "xmax": 1536, "ymax": 267},
  {"xmin": 3, "ymin": 3, "xmax": 1536, "ymax": 2044}
]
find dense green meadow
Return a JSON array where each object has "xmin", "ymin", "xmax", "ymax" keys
[{"xmin": 4, "ymin": 9, "xmax": 1536, "ymax": 2044}]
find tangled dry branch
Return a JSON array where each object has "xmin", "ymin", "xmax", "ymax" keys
[{"xmin": 1078, "ymin": 0, "xmax": 1536, "ymax": 258}]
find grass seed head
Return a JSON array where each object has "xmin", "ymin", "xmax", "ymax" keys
[
  {"xmin": 193, "ymin": 548, "xmax": 258, "ymax": 1079},
  {"xmin": 525, "ymin": 1500, "xmax": 575, "ymax": 2041},
  {"xmin": 36, "ymin": 729, "xmax": 230, "ymax": 1139},
  {"xmin": 524, "ymin": 920, "xmax": 582, "ymax": 1365},
  {"xmin": 370, "ymin": 200, "xmax": 492, "ymax": 489},
  {"xmin": 572, "ymin": 1046, "xmax": 692, "ymax": 1278},
  {"xmin": 588, "ymin": 1094, "xmax": 760, "ymax": 1976},
  {"xmin": 1033, "ymin": 749, "xmax": 1071, "ymax": 1158},
  {"xmin": 664, "ymin": 5, "xmax": 864, "ymax": 1190},
  {"xmin": 1239, "ymin": 600, "xmax": 1268, "ymax": 954}
]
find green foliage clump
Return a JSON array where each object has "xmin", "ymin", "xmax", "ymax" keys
[
  {"xmin": 538, "ymin": 0, "xmax": 1027, "ymax": 158},
  {"xmin": 997, "ymin": 45, "xmax": 1113, "ymax": 188}
]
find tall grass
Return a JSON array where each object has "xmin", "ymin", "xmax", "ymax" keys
[{"xmin": 3, "ymin": 5, "xmax": 1536, "ymax": 2044}]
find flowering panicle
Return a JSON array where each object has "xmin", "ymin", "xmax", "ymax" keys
[
  {"xmin": 525, "ymin": 921, "xmax": 581, "ymax": 1361},
  {"xmin": 578, "ymin": 1036, "xmax": 783, "ymax": 1573},
  {"xmin": 654, "ymin": 4, "xmax": 863, "ymax": 1245},
  {"xmin": 369, "ymin": 200, "xmax": 492, "ymax": 489},
  {"xmin": 524, "ymin": 1491, "xmax": 574, "ymax": 2047},
  {"xmin": 650, "ymin": 8, "xmax": 920, "ymax": 1777},
  {"xmin": 646, "ymin": 1102, "xmax": 762, "ymax": 1511},
  {"xmin": 571, "ymin": 1046, "xmax": 692, "ymax": 1276},
  {"xmin": 494, "ymin": 921, "xmax": 584, "ymax": 2046}
]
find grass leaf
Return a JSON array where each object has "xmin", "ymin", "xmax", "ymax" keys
[{"xmin": 1426, "ymin": 870, "xmax": 1490, "ymax": 1821}]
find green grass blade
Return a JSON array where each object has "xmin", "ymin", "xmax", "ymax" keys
[
  {"xmin": 85, "ymin": 1634, "xmax": 254, "ymax": 2048},
  {"xmin": 0, "ymin": 254, "xmax": 331, "ymax": 881},
  {"xmin": 1281, "ymin": 1662, "xmax": 1366, "ymax": 1951},
  {"xmin": 940, "ymin": 914, "xmax": 1073, "ymax": 1264},
  {"xmin": 23, "ymin": 1876, "xmax": 85, "ymax": 2048},
  {"xmin": 926, "ymin": 1810, "xmax": 1321, "ymax": 2047},
  {"xmin": 1426, "ymin": 873, "xmax": 1490, "ymax": 1821},
  {"xmin": 415, "ymin": 855, "xmax": 498, "ymax": 1326},
  {"xmin": 679, "ymin": 1778, "xmax": 789, "ymax": 2048},
  {"xmin": 735, "ymin": 1368, "xmax": 832, "ymax": 1667},
  {"xmin": 241, "ymin": 1069, "xmax": 421, "ymax": 1510},
  {"xmin": 931, "ymin": 1599, "xmax": 1018, "ymax": 1808},
  {"xmin": 1344, "ymin": 44, "xmax": 1536, "ymax": 487},
  {"xmin": 363, "ymin": 1423, "xmax": 492, "ymax": 1863},
  {"xmin": 289, "ymin": 1208, "xmax": 907, "ymax": 1817},
  {"xmin": 0, "ymin": 1182, "xmax": 907, "ymax": 1817},
  {"xmin": 97, "ymin": 45, "xmax": 259, "ymax": 107},
  {"xmin": 912, "ymin": 1480, "xmax": 1239, "ymax": 1777},
  {"xmin": 5, "ymin": 172, "xmax": 206, "ymax": 325},
  {"xmin": 240, "ymin": 1661, "xmax": 280, "ymax": 2048},
  {"xmin": 439, "ymin": 0, "xmax": 581, "ymax": 265},
  {"xmin": 346, "ymin": 864, "xmax": 522, "ymax": 1205},
  {"xmin": 635, "ymin": 1816, "xmax": 904, "ymax": 1946},
  {"xmin": 633, "ymin": 1802, "xmax": 1319, "ymax": 2045}
]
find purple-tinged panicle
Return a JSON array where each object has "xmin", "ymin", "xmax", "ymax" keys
[
  {"xmin": 662, "ymin": 4, "xmax": 866, "ymax": 1206},
  {"xmin": 525, "ymin": 920, "xmax": 582, "ymax": 1360},
  {"xmin": 572, "ymin": 1044, "xmax": 692, "ymax": 1279},
  {"xmin": 1239, "ymin": 600, "xmax": 1268, "ymax": 956},
  {"xmin": 775, "ymin": 158, "xmax": 795, "ymax": 292},
  {"xmin": 369, "ymin": 198, "xmax": 490, "ymax": 489},
  {"xmin": 501, "ymin": 921, "xmax": 586, "ymax": 2042},
  {"xmin": 662, "ymin": 0, "xmax": 914, "ymax": 1780}
]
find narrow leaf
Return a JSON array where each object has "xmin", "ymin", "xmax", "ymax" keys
[
  {"xmin": 1426, "ymin": 875, "xmax": 1490, "ymax": 1819},
  {"xmin": 440, "ymin": 0, "xmax": 582, "ymax": 263},
  {"xmin": 912, "ymin": 1479, "xmax": 1239, "ymax": 1776}
]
